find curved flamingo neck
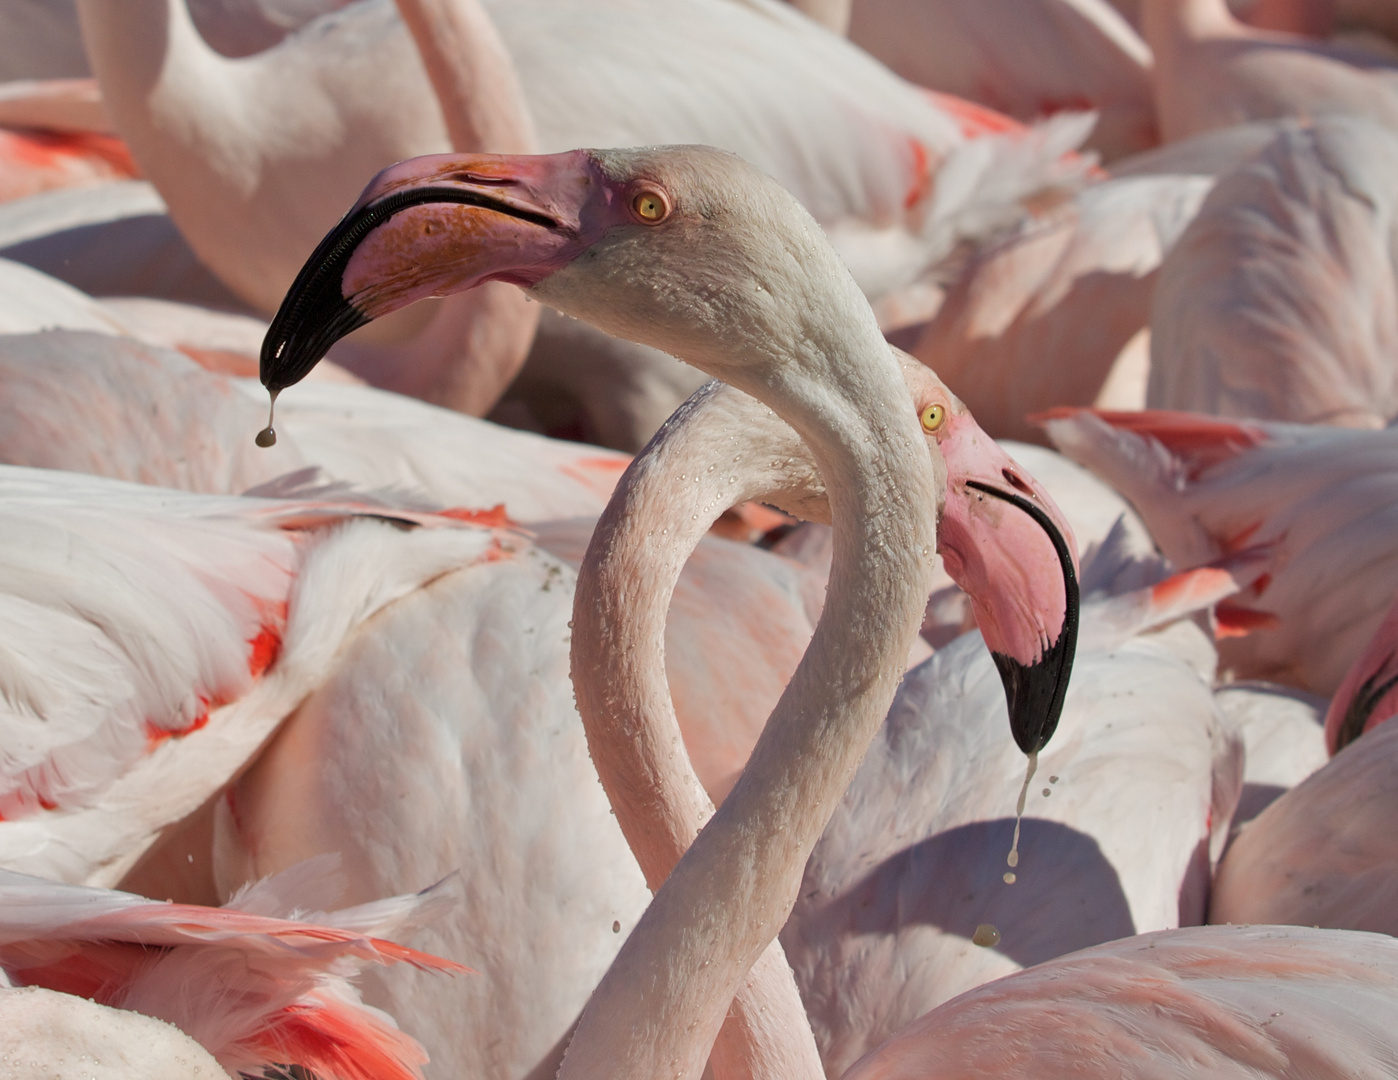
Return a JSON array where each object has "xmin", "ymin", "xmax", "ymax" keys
[
  {"xmin": 73, "ymin": 0, "xmax": 235, "ymax": 177},
  {"xmin": 1141, "ymin": 0, "xmax": 1242, "ymax": 57},
  {"xmin": 393, "ymin": 0, "xmax": 537, "ymax": 155},
  {"xmin": 559, "ymin": 266, "xmax": 940, "ymax": 1080},
  {"xmin": 571, "ymin": 383, "xmax": 828, "ymax": 1079}
]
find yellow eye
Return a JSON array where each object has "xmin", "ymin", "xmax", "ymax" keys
[
  {"xmin": 920, "ymin": 403, "xmax": 946, "ymax": 433},
  {"xmin": 632, "ymin": 189, "xmax": 670, "ymax": 223}
]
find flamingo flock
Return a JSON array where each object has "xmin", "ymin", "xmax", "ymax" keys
[{"xmin": 2, "ymin": 0, "xmax": 1398, "ymax": 1077}]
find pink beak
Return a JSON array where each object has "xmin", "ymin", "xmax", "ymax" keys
[{"xmin": 261, "ymin": 151, "xmax": 619, "ymax": 391}]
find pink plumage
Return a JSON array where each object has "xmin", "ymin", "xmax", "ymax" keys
[{"xmin": 0, "ymin": 862, "xmax": 465, "ymax": 1080}]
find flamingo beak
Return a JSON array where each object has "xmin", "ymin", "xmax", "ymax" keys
[
  {"xmin": 260, "ymin": 150, "xmax": 617, "ymax": 392},
  {"xmin": 936, "ymin": 414, "xmax": 1079, "ymax": 754}
]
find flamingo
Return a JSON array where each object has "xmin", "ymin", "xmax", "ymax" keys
[
  {"xmin": 1139, "ymin": 0, "xmax": 1398, "ymax": 143},
  {"xmin": 1040, "ymin": 407, "xmax": 1398, "ymax": 697},
  {"xmin": 844, "ymin": 0, "xmax": 1158, "ymax": 162},
  {"xmin": 1209, "ymin": 714, "xmax": 1398, "ymax": 938},
  {"xmin": 0, "ymin": 328, "xmax": 630, "ymax": 522},
  {"xmin": 2, "ymin": 986, "xmax": 226, "ymax": 1080},
  {"xmin": 0, "ymin": 328, "xmax": 848, "ymax": 1076},
  {"xmin": 252, "ymin": 142, "xmax": 1398, "ymax": 1076},
  {"xmin": 0, "ymin": 461, "xmax": 527, "ymax": 888},
  {"xmin": 906, "ymin": 169, "xmax": 1213, "ymax": 442},
  {"xmin": 72, "ymin": 0, "xmax": 1090, "ymax": 444},
  {"xmin": 0, "ymin": 860, "xmax": 463, "ymax": 1080},
  {"xmin": 1146, "ymin": 116, "xmax": 1398, "ymax": 428},
  {"xmin": 560, "ymin": 370, "xmax": 1242, "ymax": 1075},
  {"xmin": 0, "ymin": 79, "xmax": 139, "ymax": 204},
  {"xmin": 1215, "ymin": 680, "xmax": 1328, "ymax": 828}
]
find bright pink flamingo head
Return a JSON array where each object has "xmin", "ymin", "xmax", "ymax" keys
[
  {"xmin": 902, "ymin": 360, "xmax": 1079, "ymax": 752},
  {"xmin": 261, "ymin": 147, "xmax": 1079, "ymax": 751}
]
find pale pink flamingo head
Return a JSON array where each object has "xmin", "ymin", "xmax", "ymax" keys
[{"xmin": 261, "ymin": 146, "xmax": 1078, "ymax": 751}]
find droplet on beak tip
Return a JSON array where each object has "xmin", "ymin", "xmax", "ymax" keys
[
  {"xmin": 255, "ymin": 389, "xmax": 281, "ymax": 448},
  {"xmin": 972, "ymin": 923, "xmax": 1001, "ymax": 947}
]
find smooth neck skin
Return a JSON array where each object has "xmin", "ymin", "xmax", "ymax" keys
[
  {"xmin": 1141, "ymin": 0, "xmax": 1242, "ymax": 68},
  {"xmin": 385, "ymin": 0, "xmax": 540, "ymax": 415},
  {"xmin": 572, "ymin": 382, "xmax": 830, "ymax": 1080},
  {"xmin": 548, "ymin": 233, "xmax": 941, "ymax": 1080},
  {"xmin": 394, "ymin": 0, "xmax": 536, "ymax": 156},
  {"xmin": 73, "ymin": 0, "xmax": 240, "ymax": 191}
]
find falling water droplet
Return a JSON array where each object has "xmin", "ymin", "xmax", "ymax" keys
[
  {"xmin": 255, "ymin": 389, "xmax": 280, "ymax": 447},
  {"xmin": 612, "ymin": 920, "xmax": 621, "ymax": 933},
  {"xmin": 972, "ymin": 923, "xmax": 1001, "ymax": 947},
  {"xmin": 1003, "ymin": 750, "xmax": 1038, "ymax": 885}
]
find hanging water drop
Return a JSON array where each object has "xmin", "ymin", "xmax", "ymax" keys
[
  {"xmin": 255, "ymin": 388, "xmax": 280, "ymax": 447},
  {"xmin": 1004, "ymin": 750, "xmax": 1038, "ymax": 885}
]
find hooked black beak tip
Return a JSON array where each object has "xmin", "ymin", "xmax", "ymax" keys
[
  {"xmin": 259, "ymin": 289, "xmax": 369, "ymax": 393},
  {"xmin": 992, "ymin": 632, "xmax": 1075, "ymax": 755}
]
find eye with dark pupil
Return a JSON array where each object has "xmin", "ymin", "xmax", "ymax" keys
[{"xmin": 633, "ymin": 191, "xmax": 667, "ymax": 221}]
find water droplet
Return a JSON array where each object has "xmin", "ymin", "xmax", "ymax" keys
[
  {"xmin": 612, "ymin": 920, "xmax": 621, "ymax": 933},
  {"xmin": 1004, "ymin": 750, "xmax": 1037, "ymax": 884},
  {"xmin": 1002, "ymin": 871, "xmax": 1017, "ymax": 885},
  {"xmin": 972, "ymin": 923, "xmax": 1001, "ymax": 947},
  {"xmin": 1042, "ymin": 787, "xmax": 1052, "ymax": 797},
  {"xmin": 1049, "ymin": 775, "xmax": 1059, "ymax": 784},
  {"xmin": 255, "ymin": 388, "xmax": 280, "ymax": 447}
]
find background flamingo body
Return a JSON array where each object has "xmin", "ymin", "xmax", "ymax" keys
[
  {"xmin": 1041, "ymin": 408, "xmax": 1398, "ymax": 695},
  {"xmin": 1210, "ymin": 718, "xmax": 1398, "ymax": 936},
  {"xmin": 0, "ymin": 862, "xmax": 462, "ymax": 1080},
  {"xmin": 1147, "ymin": 116, "xmax": 1398, "ymax": 427}
]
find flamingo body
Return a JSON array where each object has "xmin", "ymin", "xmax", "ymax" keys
[
  {"xmin": 0, "ymin": 986, "xmax": 225, "ymax": 1080},
  {"xmin": 0, "ymin": 462, "xmax": 515, "ymax": 886},
  {"xmin": 0, "ymin": 862, "xmax": 462, "ymax": 1080},
  {"xmin": 786, "ymin": 609, "xmax": 1239, "ymax": 1075},
  {"xmin": 1210, "ymin": 718, "xmax": 1398, "ymax": 936},
  {"xmin": 1148, "ymin": 117, "xmax": 1398, "ymax": 427},
  {"xmin": 1041, "ymin": 408, "xmax": 1398, "ymax": 695},
  {"xmin": 848, "ymin": 0, "xmax": 1156, "ymax": 160},
  {"xmin": 843, "ymin": 925, "xmax": 1398, "ymax": 1078}
]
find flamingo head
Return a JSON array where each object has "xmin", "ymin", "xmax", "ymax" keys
[
  {"xmin": 901, "ymin": 359, "xmax": 1078, "ymax": 753},
  {"xmin": 261, "ymin": 147, "xmax": 1078, "ymax": 752}
]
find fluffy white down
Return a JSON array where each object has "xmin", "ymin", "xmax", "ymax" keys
[{"xmin": 0, "ymin": 986, "xmax": 228, "ymax": 1080}]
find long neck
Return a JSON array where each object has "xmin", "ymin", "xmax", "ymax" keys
[
  {"xmin": 572, "ymin": 384, "xmax": 827, "ymax": 1079},
  {"xmin": 560, "ymin": 282, "xmax": 939, "ymax": 1080},
  {"xmin": 384, "ymin": 0, "xmax": 541, "ymax": 417},
  {"xmin": 73, "ymin": 0, "xmax": 238, "ymax": 179},
  {"xmin": 1140, "ymin": 0, "xmax": 1241, "ymax": 59},
  {"xmin": 392, "ymin": 0, "xmax": 537, "ymax": 154}
]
